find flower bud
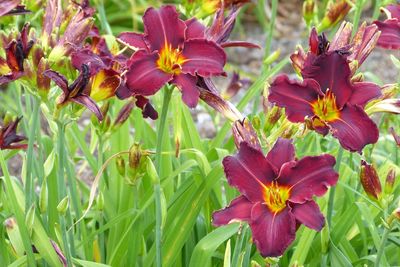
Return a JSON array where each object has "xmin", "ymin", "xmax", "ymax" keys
[
  {"xmin": 116, "ymin": 156, "xmax": 126, "ymax": 176},
  {"xmin": 113, "ymin": 101, "xmax": 135, "ymax": 129},
  {"xmin": 25, "ymin": 204, "xmax": 35, "ymax": 236},
  {"xmin": 264, "ymin": 49, "xmax": 281, "ymax": 66},
  {"xmin": 57, "ymin": 196, "xmax": 69, "ymax": 215},
  {"xmin": 360, "ymin": 160, "xmax": 382, "ymax": 201},
  {"xmin": 266, "ymin": 105, "xmax": 283, "ymax": 126},
  {"xmin": 129, "ymin": 143, "xmax": 142, "ymax": 169},
  {"xmin": 4, "ymin": 217, "xmax": 24, "ymax": 256},
  {"xmin": 232, "ymin": 118, "xmax": 261, "ymax": 151},
  {"xmin": 318, "ymin": 0, "xmax": 351, "ymax": 31},
  {"xmin": 381, "ymin": 83, "xmax": 399, "ymax": 99},
  {"xmin": 389, "ymin": 127, "xmax": 400, "ymax": 147},
  {"xmin": 303, "ymin": 0, "xmax": 315, "ymax": 26},
  {"xmin": 96, "ymin": 192, "xmax": 104, "ymax": 211},
  {"xmin": 385, "ymin": 169, "xmax": 396, "ymax": 194}
]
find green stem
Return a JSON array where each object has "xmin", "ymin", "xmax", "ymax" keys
[
  {"xmin": 327, "ymin": 147, "xmax": 344, "ymax": 227},
  {"xmin": 97, "ymin": 0, "xmax": 113, "ymax": 35},
  {"xmin": 372, "ymin": 0, "xmax": 381, "ymax": 20},
  {"xmin": 0, "ymin": 151, "xmax": 36, "ymax": 267},
  {"xmin": 25, "ymin": 97, "xmax": 40, "ymax": 211},
  {"xmin": 265, "ymin": 0, "xmax": 278, "ymax": 58},
  {"xmin": 352, "ymin": 0, "xmax": 365, "ymax": 36},
  {"xmin": 374, "ymin": 226, "xmax": 391, "ymax": 267},
  {"xmin": 56, "ymin": 122, "xmax": 73, "ymax": 267},
  {"xmin": 154, "ymin": 86, "xmax": 173, "ymax": 267}
]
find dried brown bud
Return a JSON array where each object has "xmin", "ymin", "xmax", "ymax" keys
[
  {"xmin": 129, "ymin": 143, "xmax": 142, "ymax": 169},
  {"xmin": 360, "ymin": 160, "xmax": 382, "ymax": 201}
]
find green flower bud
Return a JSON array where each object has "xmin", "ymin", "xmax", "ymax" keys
[{"xmin": 57, "ymin": 196, "xmax": 69, "ymax": 215}]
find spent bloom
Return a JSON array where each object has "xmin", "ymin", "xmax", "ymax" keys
[
  {"xmin": 0, "ymin": 117, "xmax": 27, "ymax": 150},
  {"xmin": 213, "ymin": 138, "xmax": 338, "ymax": 257},
  {"xmin": 44, "ymin": 64, "xmax": 104, "ymax": 121},
  {"xmin": 0, "ymin": 0, "xmax": 30, "ymax": 17},
  {"xmin": 269, "ymin": 27, "xmax": 383, "ymax": 153},
  {"xmin": 373, "ymin": 4, "xmax": 400, "ymax": 50},
  {"xmin": 117, "ymin": 5, "xmax": 226, "ymax": 108},
  {"xmin": 0, "ymin": 23, "xmax": 34, "ymax": 85}
]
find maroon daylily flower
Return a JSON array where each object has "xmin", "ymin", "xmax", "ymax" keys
[
  {"xmin": 117, "ymin": 5, "xmax": 226, "ymax": 108},
  {"xmin": 0, "ymin": 117, "xmax": 27, "ymax": 150},
  {"xmin": 0, "ymin": 23, "xmax": 34, "ymax": 85},
  {"xmin": 44, "ymin": 64, "xmax": 103, "ymax": 121},
  {"xmin": 213, "ymin": 138, "xmax": 338, "ymax": 257},
  {"xmin": 270, "ymin": 29, "xmax": 381, "ymax": 153},
  {"xmin": 373, "ymin": 4, "xmax": 400, "ymax": 50}
]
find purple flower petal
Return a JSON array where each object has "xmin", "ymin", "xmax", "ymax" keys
[
  {"xmin": 143, "ymin": 5, "xmax": 186, "ymax": 51},
  {"xmin": 118, "ymin": 32, "xmax": 148, "ymax": 50},
  {"xmin": 221, "ymin": 41, "xmax": 261, "ymax": 49},
  {"xmin": 185, "ymin": 18, "xmax": 206, "ymax": 39},
  {"xmin": 268, "ymin": 74, "xmax": 322, "ymax": 123},
  {"xmin": 278, "ymin": 154, "xmax": 338, "ymax": 203},
  {"xmin": 172, "ymin": 73, "xmax": 199, "ymax": 108},
  {"xmin": 125, "ymin": 50, "xmax": 173, "ymax": 96},
  {"xmin": 71, "ymin": 49, "xmax": 108, "ymax": 75},
  {"xmin": 387, "ymin": 4, "xmax": 400, "ymax": 20},
  {"xmin": 266, "ymin": 138, "xmax": 295, "ymax": 174},
  {"xmin": 249, "ymin": 203, "xmax": 296, "ymax": 257},
  {"xmin": 349, "ymin": 82, "xmax": 382, "ymax": 108},
  {"xmin": 71, "ymin": 95, "xmax": 103, "ymax": 121},
  {"xmin": 223, "ymin": 142, "xmax": 275, "ymax": 203},
  {"xmin": 212, "ymin": 196, "xmax": 253, "ymax": 226},
  {"xmin": 301, "ymin": 52, "xmax": 353, "ymax": 107},
  {"xmin": 328, "ymin": 104, "xmax": 379, "ymax": 153},
  {"xmin": 43, "ymin": 69, "xmax": 69, "ymax": 95},
  {"xmin": 181, "ymin": 39, "xmax": 226, "ymax": 77},
  {"xmin": 374, "ymin": 19, "xmax": 400, "ymax": 50},
  {"xmin": 290, "ymin": 200, "xmax": 325, "ymax": 231}
]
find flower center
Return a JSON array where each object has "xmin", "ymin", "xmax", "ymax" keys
[
  {"xmin": 311, "ymin": 90, "xmax": 340, "ymax": 122},
  {"xmin": 263, "ymin": 181, "xmax": 290, "ymax": 213},
  {"xmin": 156, "ymin": 43, "xmax": 186, "ymax": 75}
]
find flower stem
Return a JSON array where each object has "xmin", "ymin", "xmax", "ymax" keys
[
  {"xmin": 56, "ymin": 121, "xmax": 73, "ymax": 267},
  {"xmin": 0, "ymin": 150, "xmax": 36, "ymax": 267},
  {"xmin": 374, "ymin": 226, "xmax": 391, "ymax": 267},
  {"xmin": 327, "ymin": 147, "xmax": 344, "ymax": 227},
  {"xmin": 25, "ymin": 96, "xmax": 40, "ymax": 211},
  {"xmin": 154, "ymin": 86, "xmax": 173, "ymax": 267}
]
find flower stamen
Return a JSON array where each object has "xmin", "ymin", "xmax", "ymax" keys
[
  {"xmin": 263, "ymin": 181, "xmax": 290, "ymax": 213},
  {"xmin": 311, "ymin": 89, "xmax": 340, "ymax": 122},
  {"xmin": 156, "ymin": 43, "xmax": 186, "ymax": 75}
]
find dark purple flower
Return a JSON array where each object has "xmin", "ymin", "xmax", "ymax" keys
[
  {"xmin": 270, "ymin": 28, "xmax": 382, "ymax": 153},
  {"xmin": 373, "ymin": 4, "xmax": 400, "ymax": 50},
  {"xmin": 0, "ymin": 117, "xmax": 27, "ymax": 150},
  {"xmin": 117, "ymin": 5, "xmax": 227, "ymax": 108},
  {"xmin": 44, "ymin": 64, "xmax": 103, "ymax": 121},
  {"xmin": 0, "ymin": 23, "xmax": 34, "ymax": 85},
  {"xmin": 213, "ymin": 138, "xmax": 338, "ymax": 257}
]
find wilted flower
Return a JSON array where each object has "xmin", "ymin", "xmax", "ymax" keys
[
  {"xmin": 0, "ymin": 117, "xmax": 27, "ymax": 150},
  {"xmin": 373, "ymin": 4, "xmax": 400, "ymax": 50},
  {"xmin": 222, "ymin": 72, "xmax": 251, "ymax": 99},
  {"xmin": 117, "ymin": 5, "xmax": 226, "ymax": 108},
  {"xmin": 213, "ymin": 138, "xmax": 338, "ymax": 257},
  {"xmin": 360, "ymin": 160, "xmax": 382, "ymax": 201},
  {"xmin": 270, "ymin": 28, "xmax": 382, "ymax": 153},
  {"xmin": 0, "ymin": 0, "xmax": 30, "ymax": 17},
  {"xmin": 44, "ymin": 64, "xmax": 103, "ymax": 121},
  {"xmin": 0, "ymin": 23, "xmax": 34, "ymax": 85},
  {"xmin": 232, "ymin": 118, "xmax": 261, "ymax": 151}
]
